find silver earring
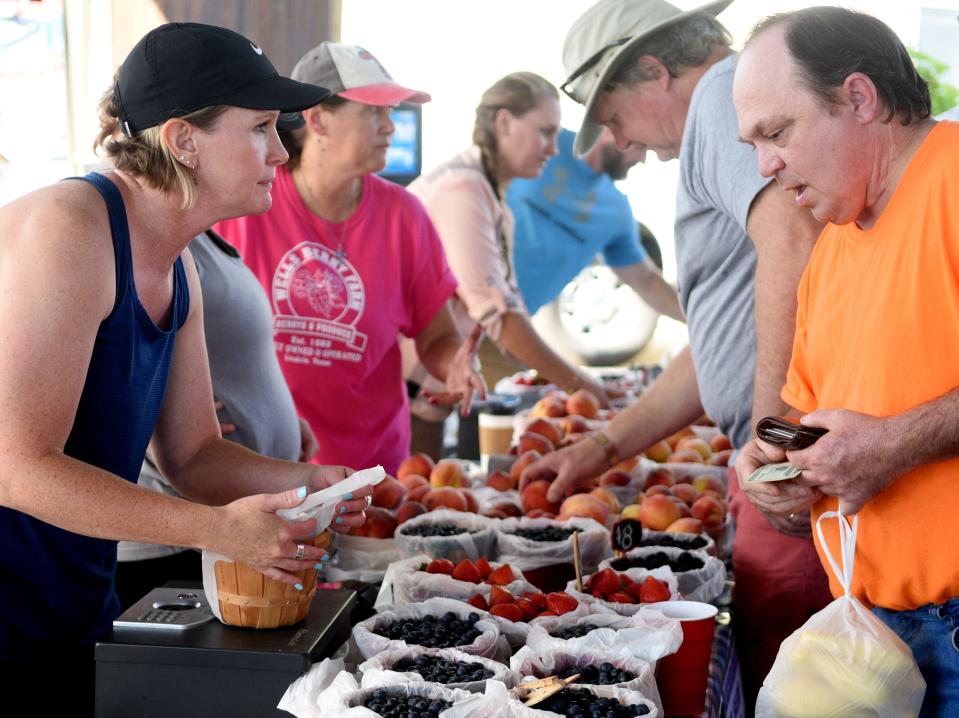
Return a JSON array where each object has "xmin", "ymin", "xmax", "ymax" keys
[{"xmin": 178, "ymin": 154, "xmax": 185, "ymax": 162}]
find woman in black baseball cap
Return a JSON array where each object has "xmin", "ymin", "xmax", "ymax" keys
[{"xmin": 0, "ymin": 23, "xmax": 369, "ymax": 712}]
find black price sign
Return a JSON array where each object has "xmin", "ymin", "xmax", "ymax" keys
[{"xmin": 611, "ymin": 518, "xmax": 643, "ymax": 553}]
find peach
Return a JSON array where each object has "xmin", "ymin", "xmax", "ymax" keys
[
  {"xmin": 486, "ymin": 470, "xmax": 516, "ymax": 492},
  {"xmin": 462, "ymin": 490, "xmax": 479, "ymax": 513},
  {"xmin": 666, "ymin": 517, "xmax": 704, "ymax": 534},
  {"xmin": 669, "ymin": 483, "xmax": 699, "ymax": 506},
  {"xmin": 407, "ymin": 484, "xmax": 430, "ymax": 504},
  {"xmin": 398, "ymin": 474, "xmax": 429, "ymax": 492},
  {"xmin": 352, "ymin": 506, "xmax": 397, "ymax": 539},
  {"xmin": 621, "ymin": 503, "xmax": 643, "ymax": 519},
  {"xmin": 691, "ymin": 495, "xmax": 724, "ymax": 527},
  {"xmin": 430, "ymin": 460, "xmax": 465, "ymax": 488},
  {"xmin": 396, "ymin": 501, "xmax": 428, "ymax": 525},
  {"xmin": 559, "ymin": 493, "xmax": 610, "ymax": 524},
  {"xmin": 372, "ymin": 476, "xmax": 406, "ymax": 509},
  {"xmin": 700, "ymin": 489, "xmax": 725, "ymax": 503},
  {"xmin": 519, "ymin": 431, "xmax": 556, "ymax": 455},
  {"xmin": 559, "ymin": 415, "xmax": 591, "ymax": 435},
  {"xmin": 589, "ymin": 487, "xmax": 621, "ymax": 514},
  {"xmin": 692, "ymin": 474, "xmax": 725, "ymax": 496},
  {"xmin": 631, "ymin": 491, "xmax": 646, "ymax": 505},
  {"xmin": 612, "ymin": 455, "xmax": 639, "ymax": 473},
  {"xmin": 565, "ymin": 389, "xmax": 599, "ymax": 420},
  {"xmin": 599, "ymin": 469, "xmax": 632, "ymax": 487},
  {"xmin": 484, "ymin": 509, "xmax": 509, "ymax": 519},
  {"xmin": 666, "ymin": 448, "xmax": 705, "ymax": 464},
  {"xmin": 643, "ymin": 439, "xmax": 672, "ymax": 464},
  {"xmin": 491, "ymin": 502, "xmax": 522, "ymax": 517},
  {"xmin": 525, "ymin": 418, "xmax": 563, "ymax": 447},
  {"xmin": 643, "ymin": 467, "xmax": 675, "ymax": 490},
  {"xmin": 521, "ymin": 479, "xmax": 562, "ymax": 514},
  {"xmin": 710, "ymin": 434, "xmax": 733, "ymax": 452},
  {"xmin": 531, "ymin": 396, "xmax": 566, "ymax": 418},
  {"xmin": 708, "ymin": 449, "xmax": 733, "ymax": 467},
  {"xmin": 676, "ymin": 436, "xmax": 712, "ymax": 460},
  {"xmin": 397, "ymin": 453, "xmax": 435, "ymax": 481},
  {"xmin": 511, "ymin": 450, "xmax": 543, "ymax": 483},
  {"xmin": 665, "ymin": 427, "xmax": 695, "ymax": 450},
  {"xmin": 639, "ymin": 494, "xmax": 683, "ymax": 531},
  {"xmin": 676, "ymin": 502, "xmax": 692, "ymax": 518},
  {"xmin": 423, "ymin": 487, "xmax": 468, "ymax": 512},
  {"xmin": 645, "ymin": 484, "xmax": 671, "ymax": 497},
  {"xmin": 525, "ymin": 508, "xmax": 556, "ymax": 520}
]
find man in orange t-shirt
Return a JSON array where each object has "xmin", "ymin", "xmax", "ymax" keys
[{"xmin": 733, "ymin": 7, "xmax": 959, "ymax": 714}]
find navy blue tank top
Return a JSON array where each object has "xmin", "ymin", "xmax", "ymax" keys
[{"xmin": 0, "ymin": 172, "xmax": 189, "ymax": 658}]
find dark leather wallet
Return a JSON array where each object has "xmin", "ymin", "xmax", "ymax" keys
[{"xmin": 756, "ymin": 416, "xmax": 827, "ymax": 450}]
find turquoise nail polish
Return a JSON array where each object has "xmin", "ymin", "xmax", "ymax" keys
[
  {"xmin": 342, "ymin": 492, "xmax": 353, "ymax": 500},
  {"xmin": 314, "ymin": 562, "xmax": 323, "ymax": 570},
  {"xmin": 294, "ymin": 582, "xmax": 303, "ymax": 591},
  {"xmin": 339, "ymin": 505, "xmax": 346, "ymax": 514},
  {"xmin": 296, "ymin": 486, "xmax": 307, "ymax": 499},
  {"xmin": 336, "ymin": 517, "xmax": 344, "ymax": 525},
  {"xmin": 321, "ymin": 554, "xmax": 330, "ymax": 561}
]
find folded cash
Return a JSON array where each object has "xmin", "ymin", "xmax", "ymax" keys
[{"xmin": 747, "ymin": 461, "xmax": 801, "ymax": 483}]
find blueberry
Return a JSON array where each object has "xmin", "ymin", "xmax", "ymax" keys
[{"xmin": 511, "ymin": 526, "xmax": 583, "ymax": 542}]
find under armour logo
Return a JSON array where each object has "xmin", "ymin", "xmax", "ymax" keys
[{"xmin": 250, "ymin": 43, "xmax": 263, "ymax": 55}]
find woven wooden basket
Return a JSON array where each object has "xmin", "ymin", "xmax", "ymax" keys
[{"xmin": 213, "ymin": 530, "xmax": 332, "ymax": 629}]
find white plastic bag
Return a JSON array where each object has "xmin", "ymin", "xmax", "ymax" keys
[
  {"xmin": 600, "ymin": 545, "xmax": 725, "ymax": 603},
  {"xmin": 507, "ymin": 683, "xmax": 658, "ymax": 718},
  {"xmin": 277, "ymin": 657, "xmax": 344, "ymax": 718},
  {"xmin": 395, "ymin": 510, "xmax": 497, "ymax": 563},
  {"xmin": 351, "ymin": 596, "xmax": 510, "ymax": 662},
  {"xmin": 638, "ymin": 528, "xmax": 716, "ymax": 556},
  {"xmin": 374, "ymin": 554, "xmax": 537, "ymax": 610},
  {"xmin": 358, "ymin": 645, "xmax": 518, "ymax": 693},
  {"xmin": 495, "ymin": 517, "xmax": 611, "ymax": 573},
  {"xmin": 323, "ymin": 532, "xmax": 401, "ymax": 584},
  {"xmin": 316, "ymin": 670, "xmax": 472, "ymax": 717},
  {"xmin": 564, "ymin": 565, "xmax": 681, "ymax": 616},
  {"xmin": 756, "ymin": 512, "xmax": 925, "ymax": 718},
  {"xmin": 510, "ymin": 645, "xmax": 661, "ymax": 714},
  {"xmin": 525, "ymin": 606, "xmax": 682, "ymax": 665}
]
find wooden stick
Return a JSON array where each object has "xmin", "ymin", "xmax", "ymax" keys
[{"xmin": 572, "ymin": 531, "xmax": 583, "ymax": 592}]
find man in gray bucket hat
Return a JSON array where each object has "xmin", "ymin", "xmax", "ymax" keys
[{"xmin": 521, "ymin": 0, "xmax": 829, "ymax": 710}]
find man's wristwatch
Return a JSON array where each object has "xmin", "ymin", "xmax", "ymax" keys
[{"xmin": 588, "ymin": 430, "xmax": 620, "ymax": 469}]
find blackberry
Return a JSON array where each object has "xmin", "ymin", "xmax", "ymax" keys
[
  {"xmin": 550, "ymin": 623, "xmax": 600, "ymax": 640},
  {"xmin": 640, "ymin": 534, "xmax": 708, "ymax": 551},
  {"xmin": 401, "ymin": 524, "xmax": 473, "ymax": 537},
  {"xmin": 394, "ymin": 654, "xmax": 494, "ymax": 684},
  {"xmin": 537, "ymin": 687, "xmax": 649, "ymax": 717},
  {"xmin": 375, "ymin": 611, "xmax": 483, "ymax": 648},
  {"xmin": 609, "ymin": 550, "xmax": 704, "ymax": 573},
  {"xmin": 511, "ymin": 526, "xmax": 583, "ymax": 542},
  {"xmin": 363, "ymin": 688, "xmax": 453, "ymax": 717},
  {"xmin": 559, "ymin": 662, "xmax": 636, "ymax": 685}
]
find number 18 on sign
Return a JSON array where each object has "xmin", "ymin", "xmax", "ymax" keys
[{"xmin": 611, "ymin": 518, "xmax": 643, "ymax": 554}]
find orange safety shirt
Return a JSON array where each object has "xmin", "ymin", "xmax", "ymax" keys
[{"xmin": 783, "ymin": 121, "xmax": 959, "ymax": 611}]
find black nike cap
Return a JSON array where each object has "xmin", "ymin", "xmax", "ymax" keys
[{"xmin": 114, "ymin": 22, "xmax": 330, "ymax": 137}]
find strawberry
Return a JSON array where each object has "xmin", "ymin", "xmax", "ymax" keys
[
  {"xmin": 639, "ymin": 576, "xmax": 671, "ymax": 603},
  {"xmin": 607, "ymin": 591, "xmax": 634, "ymax": 604},
  {"xmin": 490, "ymin": 585, "xmax": 514, "ymax": 607},
  {"xmin": 546, "ymin": 591, "xmax": 578, "ymax": 615},
  {"xmin": 486, "ymin": 564, "xmax": 516, "ymax": 586},
  {"xmin": 588, "ymin": 568, "xmax": 622, "ymax": 598},
  {"xmin": 625, "ymin": 582, "xmax": 645, "ymax": 602},
  {"xmin": 467, "ymin": 593, "xmax": 489, "ymax": 611},
  {"xmin": 490, "ymin": 603, "xmax": 525, "ymax": 622},
  {"xmin": 425, "ymin": 558, "xmax": 454, "ymax": 575},
  {"xmin": 521, "ymin": 591, "xmax": 547, "ymax": 610},
  {"xmin": 514, "ymin": 597, "xmax": 539, "ymax": 621},
  {"xmin": 451, "ymin": 559, "xmax": 482, "ymax": 584},
  {"xmin": 537, "ymin": 610, "xmax": 558, "ymax": 618},
  {"xmin": 474, "ymin": 557, "xmax": 492, "ymax": 580}
]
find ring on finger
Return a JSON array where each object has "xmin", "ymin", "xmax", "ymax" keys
[
  {"xmin": 293, "ymin": 542, "xmax": 305, "ymax": 560},
  {"xmin": 365, "ymin": 495, "xmax": 372, "ymax": 508},
  {"xmin": 788, "ymin": 513, "xmax": 796, "ymax": 520}
]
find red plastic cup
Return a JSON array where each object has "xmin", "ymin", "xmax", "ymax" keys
[{"xmin": 649, "ymin": 600, "xmax": 718, "ymax": 716}]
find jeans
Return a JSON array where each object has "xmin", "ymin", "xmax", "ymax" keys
[{"xmin": 873, "ymin": 598, "xmax": 959, "ymax": 718}]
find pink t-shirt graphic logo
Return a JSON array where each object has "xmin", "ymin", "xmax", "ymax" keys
[{"xmin": 271, "ymin": 242, "xmax": 367, "ymax": 367}]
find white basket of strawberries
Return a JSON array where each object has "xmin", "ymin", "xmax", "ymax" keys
[{"xmin": 564, "ymin": 566, "xmax": 680, "ymax": 616}]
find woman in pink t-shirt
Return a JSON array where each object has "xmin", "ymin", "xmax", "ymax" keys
[
  {"xmin": 215, "ymin": 43, "xmax": 485, "ymax": 474},
  {"xmin": 408, "ymin": 73, "xmax": 611, "ymax": 406}
]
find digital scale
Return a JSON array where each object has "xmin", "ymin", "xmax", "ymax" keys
[
  {"xmin": 112, "ymin": 586, "xmax": 215, "ymax": 631},
  {"xmin": 95, "ymin": 583, "xmax": 356, "ymax": 718}
]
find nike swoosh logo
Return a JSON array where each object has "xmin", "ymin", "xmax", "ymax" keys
[{"xmin": 250, "ymin": 43, "xmax": 263, "ymax": 55}]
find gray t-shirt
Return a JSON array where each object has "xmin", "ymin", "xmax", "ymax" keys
[
  {"xmin": 674, "ymin": 54, "xmax": 771, "ymax": 449},
  {"xmin": 118, "ymin": 231, "xmax": 302, "ymax": 561}
]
